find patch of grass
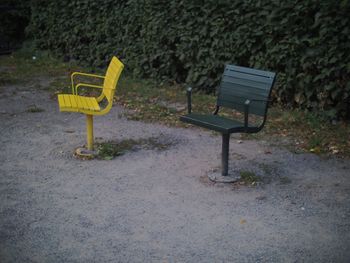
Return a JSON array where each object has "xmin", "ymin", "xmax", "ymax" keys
[
  {"xmin": 242, "ymin": 107, "xmax": 350, "ymax": 157},
  {"xmin": 259, "ymin": 163, "xmax": 274, "ymax": 176},
  {"xmin": 117, "ymin": 77, "xmax": 216, "ymax": 127},
  {"xmin": 96, "ymin": 141, "xmax": 129, "ymax": 160},
  {"xmin": 96, "ymin": 137, "xmax": 172, "ymax": 160},
  {"xmin": 0, "ymin": 71, "xmax": 22, "ymax": 86},
  {"xmin": 239, "ymin": 171, "xmax": 260, "ymax": 185},
  {"xmin": 26, "ymin": 105, "xmax": 45, "ymax": 113},
  {"xmin": 47, "ymin": 78, "xmax": 70, "ymax": 93},
  {"xmin": 0, "ymin": 44, "xmax": 83, "ymax": 91}
]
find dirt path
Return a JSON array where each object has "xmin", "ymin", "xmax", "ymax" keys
[{"xmin": 0, "ymin": 83, "xmax": 349, "ymax": 262}]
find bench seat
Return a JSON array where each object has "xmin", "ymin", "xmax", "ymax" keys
[
  {"xmin": 58, "ymin": 94, "xmax": 100, "ymax": 113},
  {"xmin": 180, "ymin": 113, "xmax": 247, "ymax": 134}
]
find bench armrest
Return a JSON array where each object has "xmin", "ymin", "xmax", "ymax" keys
[
  {"xmin": 244, "ymin": 100, "xmax": 250, "ymax": 131},
  {"xmin": 75, "ymin": 83, "xmax": 104, "ymax": 92},
  {"xmin": 186, "ymin": 87, "xmax": 192, "ymax": 114},
  {"xmin": 244, "ymin": 98, "xmax": 272, "ymax": 131},
  {"xmin": 75, "ymin": 83, "xmax": 107, "ymax": 102},
  {"xmin": 71, "ymin": 72, "xmax": 105, "ymax": 94}
]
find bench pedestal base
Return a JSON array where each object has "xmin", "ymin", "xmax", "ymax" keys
[
  {"xmin": 74, "ymin": 147, "xmax": 96, "ymax": 158},
  {"xmin": 207, "ymin": 171, "xmax": 241, "ymax": 183}
]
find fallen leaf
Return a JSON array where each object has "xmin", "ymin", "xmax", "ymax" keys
[
  {"xmin": 240, "ymin": 219, "xmax": 247, "ymax": 224},
  {"xmin": 329, "ymin": 146, "xmax": 339, "ymax": 154},
  {"xmin": 309, "ymin": 147, "xmax": 320, "ymax": 153}
]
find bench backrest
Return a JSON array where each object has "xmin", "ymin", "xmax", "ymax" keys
[
  {"xmin": 103, "ymin": 56, "xmax": 124, "ymax": 102},
  {"xmin": 217, "ymin": 65, "xmax": 276, "ymax": 116}
]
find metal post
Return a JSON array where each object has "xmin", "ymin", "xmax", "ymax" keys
[
  {"xmin": 222, "ymin": 133, "xmax": 230, "ymax": 176},
  {"xmin": 86, "ymin": 114, "xmax": 94, "ymax": 150},
  {"xmin": 187, "ymin": 87, "xmax": 192, "ymax": 114}
]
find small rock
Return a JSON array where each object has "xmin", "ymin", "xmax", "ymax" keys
[{"xmin": 256, "ymin": 195, "xmax": 266, "ymax": 201}]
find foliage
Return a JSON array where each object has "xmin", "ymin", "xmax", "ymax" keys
[
  {"xmin": 0, "ymin": 0, "xmax": 30, "ymax": 44},
  {"xmin": 96, "ymin": 138, "xmax": 172, "ymax": 160},
  {"xmin": 239, "ymin": 171, "xmax": 260, "ymax": 185},
  {"xmin": 28, "ymin": 0, "xmax": 350, "ymax": 118},
  {"xmin": 26, "ymin": 105, "xmax": 44, "ymax": 113}
]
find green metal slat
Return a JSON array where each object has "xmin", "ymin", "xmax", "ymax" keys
[
  {"xmin": 223, "ymin": 69, "xmax": 274, "ymax": 85},
  {"xmin": 225, "ymin": 64, "xmax": 276, "ymax": 78},
  {"xmin": 220, "ymin": 82, "xmax": 269, "ymax": 98},
  {"xmin": 180, "ymin": 113, "xmax": 245, "ymax": 134},
  {"xmin": 221, "ymin": 75, "xmax": 271, "ymax": 91},
  {"xmin": 217, "ymin": 98, "xmax": 266, "ymax": 116}
]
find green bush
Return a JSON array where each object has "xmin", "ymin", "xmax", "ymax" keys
[
  {"xmin": 28, "ymin": 0, "xmax": 350, "ymax": 119},
  {"xmin": 0, "ymin": 0, "xmax": 30, "ymax": 45}
]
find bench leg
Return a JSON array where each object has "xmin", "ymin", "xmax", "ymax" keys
[
  {"xmin": 86, "ymin": 114, "xmax": 94, "ymax": 150},
  {"xmin": 222, "ymin": 133, "xmax": 230, "ymax": 176}
]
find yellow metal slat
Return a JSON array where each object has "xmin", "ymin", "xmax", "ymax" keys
[
  {"xmin": 85, "ymin": 97, "xmax": 94, "ymax": 110},
  {"xmin": 68, "ymin": 95, "xmax": 75, "ymax": 108},
  {"xmin": 62, "ymin": 94, "xmax": 71, "ymax": 108},
  {"xmin": 70, "ymin": 95, "xmax": 78, "ymax": 108},
  {"xmin": 89, "ymin": 98, "xmax": 100, "ymax": 111},
  {"xmin": 80, "ymin": 97, "xmax": 90, "ymax": 110},
  {"xmin": 90, "ymin": 98, "xmax": 99, "ymax": 111},
  {"xmin": 58, "ymin": 95, "xmax": 65, "ymax": 109},
  {"xmin": 76, "ymin": 96, "xmax": 85, "ymax": 110}
]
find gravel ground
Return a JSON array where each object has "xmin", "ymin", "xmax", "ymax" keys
[{"xmin": 0, "ymin": 84, "xmax": 349, "ymax": 263}]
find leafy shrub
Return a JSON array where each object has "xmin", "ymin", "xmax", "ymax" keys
[
  {"xmin": 28, "ymin": 0, "xmax": 350, "ymax": 119},
  {"xmin": 0, "ymin": 0, "xmax": 30, "ymax": 45}
]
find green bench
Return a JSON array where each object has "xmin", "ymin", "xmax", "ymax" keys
[{"xmin": 180, "ymin": 65, "xmax": 276, "ymax": 177}]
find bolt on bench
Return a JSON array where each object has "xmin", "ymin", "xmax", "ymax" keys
[
  {"xmin": 58, "ymin": 56, "xmax": 124, "ymax": 156},
  {"xmin": 180, "ymin": 65, "xmax": 276, "ymax": 180}
]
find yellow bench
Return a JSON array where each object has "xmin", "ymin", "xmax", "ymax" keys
[{"xmin": 58, "ymin": 56, "xmax": 124, "ymax": 152}]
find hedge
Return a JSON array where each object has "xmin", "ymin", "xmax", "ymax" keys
[
  {"xmin": 28, "ymin": 0, "xmax": 350, "ymax": 119},
  {"xmin": 0, "ymin": 0, "xmax": 30, "ymax": 45}
]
